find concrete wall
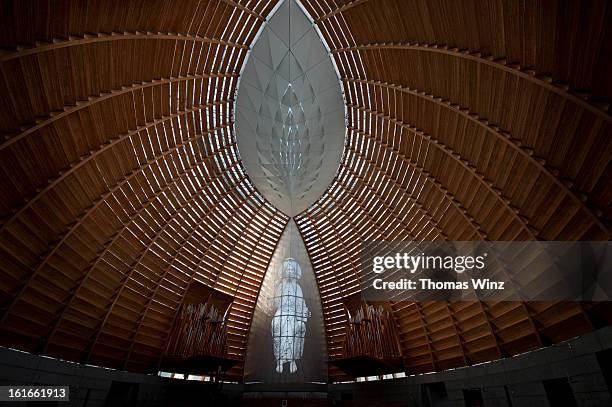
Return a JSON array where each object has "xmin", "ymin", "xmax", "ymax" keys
[
  {"xmin": 328, "ymin": 325, "xmax": 612, "ymax": 407},
  {"xmin": 1, "ymin": 326, "xmax": 611, "ymax": 406},
  {"xmin": 0, "ymin": 347, "xmax": 243, "ymax": 407}
]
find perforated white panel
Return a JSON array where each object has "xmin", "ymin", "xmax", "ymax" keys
[
  {"xmin": 236, "ymin": 0, "xmax": 345, "ymax": 216},
  {"xmin": 244, "ymin": 220, "xmax": 327, "ymax": 384}
]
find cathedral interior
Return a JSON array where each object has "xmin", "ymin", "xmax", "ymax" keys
[{"xmin": 0, "ymin": 0, "xmax": 611, "ymax": 406}]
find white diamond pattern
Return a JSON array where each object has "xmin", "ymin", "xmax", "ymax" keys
[{"xmin": 236, "ymin": 0, "xmax": 345, "ymax": 216}]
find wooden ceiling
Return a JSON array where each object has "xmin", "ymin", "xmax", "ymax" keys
[
  {"xmin": 0, "ymin": 0, "xmax": 611, "ymax": 383},
  {"xmin": 0, "ymin": 0, "xmax": 288, "ymax": 380},
  {"xmin": 295, "ymin": 0, "xmax": 612, "ymax": 380}
]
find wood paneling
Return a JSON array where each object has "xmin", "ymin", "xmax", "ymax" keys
[
  {"xmin": 298, "ymin": 0, "xmax": 611, "ymax": 381},
  {"xmin": 0, "ymin": 0, "xmax": 286, "ymax": 381},
  {"xmin": 0, "ymin": 0, "xmax": 610, "ymax": 384}
]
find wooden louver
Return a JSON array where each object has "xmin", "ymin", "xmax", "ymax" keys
[
  {"xmin": 0, "ymin": 0, "xmax": 611, "ymax": 384},
  {"xmin": 0, "ymin": 0, "xmax": 287, "ymax": 382},
  {"xmin": 296, "ymin": 0, "xmax": 612, "ymax": 381}
]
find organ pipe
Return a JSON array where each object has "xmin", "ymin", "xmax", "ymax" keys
[
  {"xmin": 165, "ymin": 302, "xmax": 228, "ymax": 359},
  {"xmin": 341, "ymin": 303, "xmax": 402, "ymax": 360}
]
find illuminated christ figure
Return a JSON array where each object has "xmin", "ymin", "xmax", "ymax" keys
[{"xmin": 271, "ymin": 258, "xmax": 310, "ymax": 373}]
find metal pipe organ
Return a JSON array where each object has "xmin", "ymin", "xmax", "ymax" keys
[
  {"xmin": 165, "ymin": 302, "xmax": 228, "ymax": 359},
  {"xmin": 342, "ymin": 303, "xmax": 402, "ymax": 360}
]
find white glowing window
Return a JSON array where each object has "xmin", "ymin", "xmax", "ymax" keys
[{"xmin": 271, "ymin": 258, "xmax": 310, "ymax": 373}]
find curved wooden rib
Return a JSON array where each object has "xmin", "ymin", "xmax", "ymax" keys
[
  {"xmin": 348, "ymin": 103, "xmax": 539, "ymax": 239},
  {"xmin": 0, "ymin": 32, "xmax": 248, "ymax": 63},
  {"xmin": 123, "ymin": 187, "xmax": 264, "ymax": 367},
  {"xmin": 333, "ymin": 43, "xmax": 611, "ymax": 121},
  {"xmin": 346, "ymin": 127, "xmax": 487, "ymax": 239},
  {"xmin": 0, "ymin": 124, "xmax": 232, "ymax": 325},
  {"xmin": 0, "ymin": 73, "xmax": 237, "ymax": 152},
  {"xmin": 338, "ymin": 159, "xmax": 447, "ymax": 240},
  {"xmin": 0, "ymin": 101, "xmax": 229, "ymax": 233},
  {"xmin": 219, "ymin": 0, "xmax": 266, "ymax": 21},
  {"xmin": 344, "ymin": 78, "xmax": 610, "ymax": 236},
  {"xmin": 85, "ymin": 169, "xmax": 247, "ymax": 364},
  {"xmin": 313, "ymin": 0, "xmax": 372, "ymax": 23},
  {"xmin": 42, "ymin": 164, "xmax": 241, "ymax": 355}
]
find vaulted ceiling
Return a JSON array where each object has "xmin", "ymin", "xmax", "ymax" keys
[
  {"xmin": 0, "ymin": 0, "xmax": 610, "ymax": 383},
  {"xmin": 296, "ymin": 0, "xmax": 612, "ymax": 380}
]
